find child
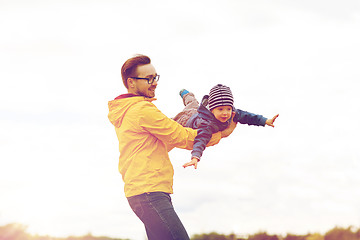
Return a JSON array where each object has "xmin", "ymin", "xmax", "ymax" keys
[{"xmin": 173, "ymin": 84, "xmax": 279, "ymax": 169}]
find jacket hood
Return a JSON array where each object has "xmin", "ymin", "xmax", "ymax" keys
[{"xmin": 108, "ymin": 93, "xmax": 156, "ymax": 128}]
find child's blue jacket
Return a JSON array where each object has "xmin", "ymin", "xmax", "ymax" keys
[{"xmin": 185, "ymin": 95, "xmax": 267, "ymax": 159}]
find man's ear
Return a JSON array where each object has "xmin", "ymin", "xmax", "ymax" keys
[{"xmin": 127, "ymin": 78, "xmax": 135, "ymax": 88}]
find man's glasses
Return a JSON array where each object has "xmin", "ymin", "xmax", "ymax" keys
[{"xmin": 131, "ymin": 75, "xmax": 160, "ymax": 84}]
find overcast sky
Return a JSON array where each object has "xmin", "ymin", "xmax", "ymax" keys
[{"xmin": 1, "ymin": 1, "xmax": 360, "ymax": 240}]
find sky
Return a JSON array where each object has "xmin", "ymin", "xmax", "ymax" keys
[{"xmin": 0, "ymin": 0, "xmax": 360, "ymax": 240}]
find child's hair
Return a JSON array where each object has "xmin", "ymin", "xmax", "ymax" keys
[
  {"xmin": 208, "ymin": 84, "xmax": 234, "ymax": 111},
  {"xmin": 121, "ymin": 54, "xmax": 151, "ymax": 89}
]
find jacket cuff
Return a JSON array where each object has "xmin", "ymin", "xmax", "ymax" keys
[
  {"xmin": 260, "ymin": 117, "xmax": 267, "ymax": 126},
  {"xmin": 191, "ymin": 155, "xmax": 201, "ymax": 161},
  {"xmin": 191, "ymin": 151, "xmax": 202, "ymax": 160}
]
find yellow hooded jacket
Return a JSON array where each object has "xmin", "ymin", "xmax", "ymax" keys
[{"xmin": 108, "ymin": 94, "xmax": 221, "ymax": 197}]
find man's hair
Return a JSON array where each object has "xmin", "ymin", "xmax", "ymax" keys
[{"xmin": 121, "ymin": 54, "xmax": 151, "ymax": 89}]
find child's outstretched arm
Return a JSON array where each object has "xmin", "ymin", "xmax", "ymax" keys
[{"xmin": 265, "ymin": 114, "xmax": 279, "ymax": 127}]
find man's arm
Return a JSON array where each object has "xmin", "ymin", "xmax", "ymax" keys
[{"xmin": 139, "ymin": 101, "xmax": 222, "ymax": 150}]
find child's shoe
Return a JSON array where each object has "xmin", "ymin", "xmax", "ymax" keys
[{"xmin": 179, "ymin": 89, "xmax": 189, "ymax": 98}]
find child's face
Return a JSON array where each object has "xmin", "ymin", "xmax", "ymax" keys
[{"xmin": 211, "ymin": 105, "xmax": 233, "ymax": 123}]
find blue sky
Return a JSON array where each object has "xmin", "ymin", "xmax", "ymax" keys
[{"xmin": 1, "ymin": 1, "xmax": 360, "ymax": 240}]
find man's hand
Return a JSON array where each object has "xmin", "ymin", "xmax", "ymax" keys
[
  {"xmin": 183, "ymin": 157, "xmax": 200, "ymax": 169},
  {"xmin": 221, "ymin": 112, "xmax": 237, "ymax": 138},
  {"xmin": 265, "ymin": 114, "xmax": 279, "ymax": 128}
]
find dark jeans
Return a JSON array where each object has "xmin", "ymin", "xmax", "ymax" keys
[{"xmin": 127, "ymin": 192, "xmax": 190, "ymax": 240}]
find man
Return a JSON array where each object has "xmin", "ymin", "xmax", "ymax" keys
[{"xmin": 108, "ymin": 54, "xmax": 236, "ymax": 239}]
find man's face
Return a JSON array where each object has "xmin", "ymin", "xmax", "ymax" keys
[
  {"xmin": 211, "ymin": 105, "xmax": 233, "ymax": 122},
  {"xmin": 132, "ymin": 64, "xmax": 158, "ymax": 98}
]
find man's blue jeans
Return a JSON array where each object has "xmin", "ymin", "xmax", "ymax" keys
[{"xmin": 127, "ymin": 192, "xmax": 190, "ymax": 240}]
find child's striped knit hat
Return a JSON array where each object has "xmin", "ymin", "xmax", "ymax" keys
[{"xmin": 208, "ymin": 84, "xmax": 234, "ymax": 111}]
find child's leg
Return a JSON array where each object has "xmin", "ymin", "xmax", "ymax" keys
[{"xmin": 172, "ymin": 91, "xmax": 199, "ymax": 126}]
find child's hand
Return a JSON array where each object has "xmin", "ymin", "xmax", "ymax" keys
[
  {"xmin": 183, "ymin": 157, "xmax": 200, "ymax": 169},
  {"xmin": 265, "ymin": 114, "xmax": 279, "ymax": 127}
]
